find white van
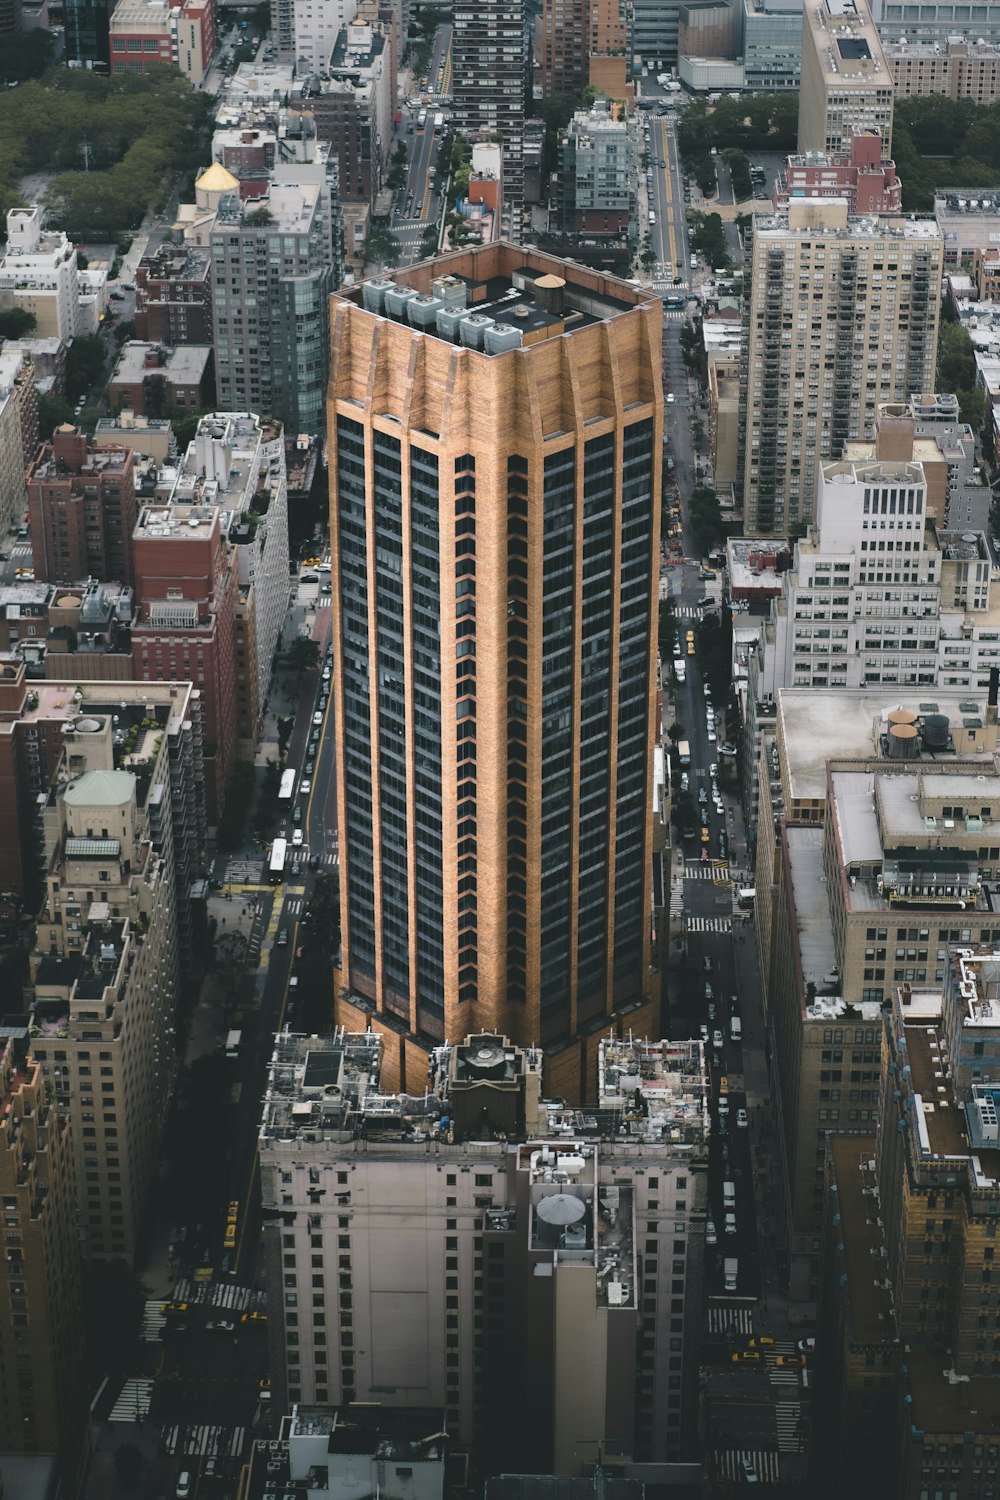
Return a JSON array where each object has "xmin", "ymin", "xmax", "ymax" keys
[{"xmin": 648, "ymin": 210, "xmax": 656, "ymax": 225}]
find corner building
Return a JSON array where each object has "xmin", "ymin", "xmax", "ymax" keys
[{"xmin": 328, "ymin": 246, "xmax": 664, "ymax": 1098}]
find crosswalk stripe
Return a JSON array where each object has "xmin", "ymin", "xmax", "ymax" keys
[
  {"xmin": 684, "ymin": 862, "xmax": 731, "ymax": 880},
  {"xmin": 775, "ymin": 1402, "xmax": 804, "ymax": 1452},
  {"xmin": 109, "ymin": 1378, "xmax": 155, "ymax": 1422},
  {"xmin": 712, "ymin": 1450, "xmax": 781, "ymax": 1484},
  {"xmin": 141, "ymin": 1298, "xmax": 166, "ymax": 1340},
  {"xmin": 685, "ymin": 916, "xmax": 732, "ymax": 933},
  {"xmin": 165, "ymin": 1424, "xmax": 247, "ymax": 1457},
  {"xmin": 707, "ymin": 1305, "xmax": 754, "ymax": 1334}
]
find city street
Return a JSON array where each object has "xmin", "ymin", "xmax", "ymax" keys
[
  {"xmin": 660, "ymin": 317, "xmax": 781, "ymax": 1313},
  {"xmin": 648, "ymin": 113, "xmax": 689, "ymax": 288}
]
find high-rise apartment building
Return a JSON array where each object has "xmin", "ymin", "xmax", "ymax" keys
[
  {"xmin": 538, "ymin": 0, "xmax": 630, "ymax": 99},
  {"xmin": 452, "ymin": 0, "xmax": 526, "ymax": 240},
  {"xmin": 0, "ymin": 345, "xmax": 36, "ymax": 541},
  {"xmin": 27, "ymin": 427, "xmax": 138, "ymax": 588},
  {"xmin": 169, "ymin": 412, "xmax": 290, "ymax": 737},
  {"xmin": 558, "ymin": 100, "xmax": 637, "ymax": 255},
  {"xmin": 329, "ymin": 246, "xmax": 663, "ymax": 1096},
  {"xmin": 798, "ymin": 0, "xmax": 893, "ymax": 157},
  {"xmin": 752, "ymin": 685, "xmax": 1000, "ymax": 1296},
  {"xmin": 260, "ymin": 1030, "xmax": 708, "ymax": 1468},
  {"xmin": 871, "ymin": 0, "xmax": 1000, "ymax": 46},
  {"xmin": 211, "ymin": 164, "xmax": 338, "ymax": 435},
  {"xmin": 294, "ymin": 21, "xmax": 394, "ymax": 206},
  {"xmin": 738, "ymin": 198, "xmax": 941, "ymax": 536},
  {"xmin": 24, "ymin": 681, "xmax": 204, "ymax": 1263},
  {"xmin": 762, "ymin": 454, "xmax": 999, "ymax": 693},
  {"xmin": 821, "ymin": 948, "xmax": 1000, "ymax": 1497},
  {"xmin": 133, "ymin": 242, "xmax": 213, "ymax": 345},
  {"xmin": 0, "ymin": 1028, "xmax": 85, "ymax": 1487},
  {"xmin": 131, "ymin": 505, "xmax": 237, "ymax": 825}
]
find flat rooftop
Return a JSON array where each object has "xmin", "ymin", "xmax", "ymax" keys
[
  {"xmin": 752, "ymin": 210, "xmax": 939, "ymax": 242},
  {"xmin": 828, "ymin": 1134, "xmax": 892, "ymax": 1342},
  {"xmin": 777, "ymin": 688, "xmax": 999, "ymax": 806},
  {"xmin": 906, "ymin": 1348, "xmax": 1000, "ymax": 1434},
  {"xmin": 598, "ymin": 1035, "xmax": 710, "ymax": 1147},
  {"xmin": 138, "ymin": 244, "xmax": 211, "ymax": 282},
  {"xmin": 906, "ymin": 1022, "xmax": 971, "ymax": 1158},
  {"xmin": 111, "ymin": 343, "xmax": 212, "ymax": 386},
  {"xmin": 785, "ymin": 825, "xmax": 838, "ymax": 993},
  {"xmin": 343, "ymin": 243, "xmax": 657, "ymax": 357}
]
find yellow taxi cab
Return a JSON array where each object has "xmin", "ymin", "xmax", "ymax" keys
[{"xmin": 700, "ymin": 826, "xmax": 710, "ymax": 844}]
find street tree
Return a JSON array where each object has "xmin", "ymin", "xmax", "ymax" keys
[
  {"xmin": 213, "ymin": 931, "xmax": 249, "ymax": 1006},
  {"xmin": 286, "ymin": 636, "xmax": 320, "ymax": 679}
]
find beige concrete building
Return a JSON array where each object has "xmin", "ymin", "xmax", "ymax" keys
[
  {"xmin": 888, "ymin": 34, "xmax": 1000, "ymax": 103},
  {"xmin": 738, "ymin": 199, "xmax": 942, "ymax": 536},
  {"xmin": 0, "ymin": 206, "xmax": 108, "ymax": 341},
  {"xmin": 26, "ymin": 681, "xmax": 204, "ymax": 1263},
  {"xmin": 260, "ymin": 1030, "xmax": 709, "ymax": 1471},
  {"xmin": 0, "ymin": 1029, "xmax": 85, "ymax": 1488},
  {"xmin": 798, "ymin": 0, "xmax": 893, "ymax": 157},
  {"xmin": 755, "ymin": 686, "xmax": 1000, "ymax": 1298},
  {"xmin": 329, "ymin": 245, "xmax": 664, "ymax": 1099},
  {"xmin": 0, "ymin": 345, "xmax": 37, "ymax": 541}
]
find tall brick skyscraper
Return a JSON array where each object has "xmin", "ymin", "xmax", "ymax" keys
[{"xmin": 328, "ymin": 244, "xmax": 663, "ymax": 1097}]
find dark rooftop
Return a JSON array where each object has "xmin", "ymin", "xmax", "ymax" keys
[
  {"xmin": 906, "ymin": 1025, "xmax": 969, "ymax": 1157},
  {"xmin": 838, "ymin": 36, "xmax": 872, "ymax": 59},
  {"xmin": 906, "ymin": 1348, "xmax": 1000, "ymax": 1434},
  {"xmin": 350, "ymin": 245, "xmax": 653, "ymax": 356},
  {"xmin": 828, "ymin": 1134, "xmax": 893, "ymax": 1342},
  {"xmin": 35, "ymin": 953, "xmax": 83, "ymax": 990}
]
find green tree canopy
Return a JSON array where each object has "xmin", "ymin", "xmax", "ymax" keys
[
  {"xmin": 0, "ymin": 307, "xmax": 37, "ymax": 338},
  {"xmin": 65, "ymin": 334, "xmax": 105, "ymax": 400},
  {"xmin": 286, "ymin": 636, "xmax": 320, "ymax": 676},
  {"xmin": 0, "ymin": 71, "xmax": 212, "ymax": 238}
]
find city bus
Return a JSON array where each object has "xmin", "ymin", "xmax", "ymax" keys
[
  {"xmin": 269, "ymin": 837, "xmax": 287, "ymax": 883},
  {"xmin": 278, "ymin": 769, "xmax": 296, "ymax": 804}
]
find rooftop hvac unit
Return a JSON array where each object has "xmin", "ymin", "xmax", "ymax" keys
[
  {"xmin": 408, "ymin": 294, "xmax": 443, "ymax": 328},
  {"xmin": 436, "ymin": 307, "xmax": 466, "ymax": 341},
  {"xmin": 361, "ymin": 278, "xmax": 394, "ymax": 314},
  {"xmin": 484, "ymin": 324, "xmax": 523, "ymax": 354},
  {"xmin": 431, "ymin": 274, "xmax": 467, "ymax": 310},
  {"xmin": 384, "ymin": 285, "xmax": 418, "ymax": 320},
  {"xmin": 459, "ymin": 313, "xmax": 495, "ymax": 350}
]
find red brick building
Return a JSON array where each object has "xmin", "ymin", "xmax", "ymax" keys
[
  {"xmin": 774, "ymin": 130, "xmax": 902, "ymax": 216},
  {"xmin": 134, "ymin": 244, "xmax": 213, "ymax": 345},
  {"xmin": 26, "ymin": 427, "xmax": 138, "ymax": 588},
  {"xmin": 131, "ymin": 505, "xmax": 237, "ymax": 824},
  {"xmin": 108, "ymin": 342, "xmax": 214, "ymax": 417}
]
